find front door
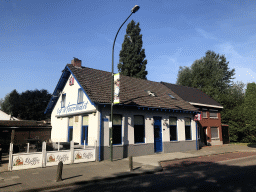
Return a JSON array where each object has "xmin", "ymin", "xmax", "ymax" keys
[{"xmin": 154, "ymin": 116, "xmax": 162, "ymax": 152}]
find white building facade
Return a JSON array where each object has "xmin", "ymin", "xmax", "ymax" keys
[{"xmin": 46, "ymin": 58, "xmax": 199, "ymax": 161}]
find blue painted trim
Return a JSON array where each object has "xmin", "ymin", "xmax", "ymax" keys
[
  {"xmin": 153, "ymin": 116, "xmax": 163, "ymax": 152},
  {"xmin": 68, "ymin": 126, "xmax": 73, "ymax": 142},
  {"xmin": 66, "ymin": 66, "xmax": 95, "ymax": 107},
  {"xmin": 81, "ymin": 125, "xmax": 88, "ymax": 145},
  {"xmin": 44, "ymin": 67, "xmax": 71, "ymax": 114}
]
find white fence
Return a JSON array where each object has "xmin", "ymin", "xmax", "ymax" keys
[{"xmin": 8, "ymin": 141, "xmax": 96, "ymax": 171}]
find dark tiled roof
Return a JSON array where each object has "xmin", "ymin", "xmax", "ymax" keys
[
  {"xmin": 68, "ymin": 64, "xmax": 198, "ymax": 111},
  {"xmin": 0, "ymin": 120, "xmax": 51, "ymax": 128},
  {"xmin": 161, "ymin": 82, "xmax": 223, "ymax": 107}
]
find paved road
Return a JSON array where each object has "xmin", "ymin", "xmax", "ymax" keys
[{"xmin": 42, "ymin": 152, "xmax": 256, "ymax": 192}]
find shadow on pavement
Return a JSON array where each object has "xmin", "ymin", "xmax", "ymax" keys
[
  {"xmin": 41, "ymin": 161, "xmax": 256, "ymax": 192},
  {"xmin": 0, "ymin": 183, "xmax": 22, "ymax": 189},
  {"xmin": 62, "ymin": 175, "xmax": 83, "ymax": 181},
  {"xmin": 247, "ymin": 144, "xmax": 256, "ymax": 148}
]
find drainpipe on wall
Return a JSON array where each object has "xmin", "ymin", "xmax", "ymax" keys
[
  {"xmin": 196, "ymin": 121, "xmax": 198, "ymax": 150},
  {"xmin": 98, "ymin": 107, "xmax": 102, "ymax": 161}
]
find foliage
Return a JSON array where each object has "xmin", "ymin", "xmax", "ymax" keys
[
  {"xmin": 176, "ymin": 50, "xmax": 235, "ymax": 103},
  {"xmin": 0, "ymin": 89, "xmax": 51, "ymax": 120},
  {"xmin": 219, "ymin": 81, "xmax": 246, "ymax": 142},
  {"xmin": 118, "ymin": 20, "xmax": 148, "ymax": 79},
  {"xmin": 241, "ymin": 82, "xmax": 256, "ymax": 142}
]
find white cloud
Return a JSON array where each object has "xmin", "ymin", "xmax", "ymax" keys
[
  {"xmin": 217, "ymin": 42, "xmax": 256, "ymax": 84},
  {"xmin": 195, "ymin": 28, "xmax": 218, "ymax": 40}
]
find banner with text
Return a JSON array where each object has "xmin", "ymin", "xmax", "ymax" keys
[{"xmin": 114, "ymin": 73, "xmax": 120, "ymax": 104}]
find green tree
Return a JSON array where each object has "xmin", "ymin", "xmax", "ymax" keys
[
  {"xmin": 19, "ymin": 89, "xmax": 51, "ymax": 120},
  {"xmin": 242, "ymin": 82, "xmax": 256, "ymax": 142},
  {"xmin": 118, "ymin": 20, "xmax": 147, "ymax": 79},
  {"xmin": 0, "ymin": 93, "xmax": 11, "ymax": 114},
  {"xmin": 176, "ymin": 50, "xmax": 235, "ymax": 103},
  {"xmin": 220, "ymin": 81, "xmax": 246, "ymax": 142},
  {"xmin": 0, "ymin": 89, "xmax": 51, "ymax": 120}
]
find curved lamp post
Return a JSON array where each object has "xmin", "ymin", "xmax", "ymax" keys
[{"xmin": 110, "ymin": 5, "xmax": 140, "ymax": 161}]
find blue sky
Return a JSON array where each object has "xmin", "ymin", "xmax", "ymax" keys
[{"xmin": 1, "ymin": 0, "xmax": 256, "ymax": 100}]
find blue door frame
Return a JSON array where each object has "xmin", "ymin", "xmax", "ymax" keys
[
  {"xmin": 81, "ymin": 125, "xmax": 88, "ymax": 145},
  {"xmin": 153, "ymin": 116, "xmax": 162, "ymax": 152},
  {"xmin": 68, "ymin": 126, "xmax": 73, "ymax": 142}
]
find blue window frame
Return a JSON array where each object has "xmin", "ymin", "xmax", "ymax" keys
[
  {"xmin": 169, "ymin": 117, "xmax": 177, "ymax": 141},
  {"xmin": 112, "ymin": 114, "xmax": 122, "ymax": 145},
  {"xmin": 134, "ymin": 115, "xmax": 145, "ymax": 143},
  {"xmin": 185, "ymin": 117, "xmax": 191, "ymax": 140},
  {"xmin": 68, "ymin": 117, "xmax": 73, "ymax": 142},
  {"xmin": 61, "ymin": 94, "xmax": 66, "ymax": 108},
  {"xmin": 77, "ymin": 88, "xmax": 83, "ymax": 103},
  {"xmin": 81, "ymin": 116, "xmax": 89, "ymax": 145}
]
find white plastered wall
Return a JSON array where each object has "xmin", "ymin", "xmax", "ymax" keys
[
  {"xmin": 100, "ymin": 108, "xmax": 196, "ymax": 146},
  {"xmin": 51, "ymin": 74, "xmax": 96, "ymax": 143}
]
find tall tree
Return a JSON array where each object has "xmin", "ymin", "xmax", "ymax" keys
[
  {"xmin": 0, "ymin": 93, "xmax": 11, "ymax": 114},
  {"xmin": 220, "ymin": 81, "xmax": 246, "ymax": 142},
  {"xmin": 0, "ymin": 89, "xmax": 51, "ymax": 120},
  {"xmin": 118, "ymin": 20, "xmax": 147, "ymax": 79},
  {"xmin": 19, "ymin": 89, "xmax": 51, "ymax": 120},
  {"xmin": 242, "ymin": 82, "xmax": 256, "ymax": 142},
  {"xmin": 176, "ymin": 50, "xmax": 235, "ymax": 103}
]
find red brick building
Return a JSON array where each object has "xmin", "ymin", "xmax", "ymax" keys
[{"xmin": 161, "ymin": 82, "xmax": 225, "ymax": 146}]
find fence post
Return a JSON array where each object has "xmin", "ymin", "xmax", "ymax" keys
[
  {"xmin": 27, "ymin": 143, "xmax": 29, "ymax": 153},
  {"xmin": 56, "ymin": 161, "xmax": 63, "ymax": 182},
  {"xmin": 8, "ymin": 143, "xmax": 13, "ymax": 171},
  {"xmin": 58, "ymin": 142, "xmax": 60, "ymax": 151},
  {"xmin": 71, "ymin": 141, "xmax": 74, "ymax": 164},
  {"xmin": 129, "ymin": 156, "xmax": 133, "ymax": 172},
  {"xmin": 42, "ymin": 142, "xmax": 46, "ymax": 168},
  {"xmin": 84, "ymin": 140, "xmax": 85, "ymax": 149}
]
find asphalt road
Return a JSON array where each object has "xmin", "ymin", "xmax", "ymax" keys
[{"xmin": 42, "ymin": 152, "xmax": 256, "ymax": 192}]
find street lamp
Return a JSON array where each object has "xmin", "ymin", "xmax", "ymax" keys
[{"xmin": 110, "ymin": 5, "xmax": 140, "ymax": 161}]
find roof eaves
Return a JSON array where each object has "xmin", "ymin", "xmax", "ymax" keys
[
  {"xmin": 44, "ymin": 65, "xmax": 70, "ymax": 114},
  {"xmin": 66, "ymin": 65, "xmax": 96, "ymax": 107}
]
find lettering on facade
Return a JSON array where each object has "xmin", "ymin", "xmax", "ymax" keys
[{"xmin": 57, "ymin": 101, "xmax": 88, "ymax": 115}]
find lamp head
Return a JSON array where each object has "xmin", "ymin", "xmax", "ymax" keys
[{"xmin": 131, "ymin": 5, "xmax": 140, "ymax": 13}]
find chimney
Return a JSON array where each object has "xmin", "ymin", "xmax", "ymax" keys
[{"xmin": 71, "ymin": 58, "xmax": 81, "ymax": 67}]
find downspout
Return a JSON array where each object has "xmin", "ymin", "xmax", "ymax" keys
[
  {"xmin": 196, "ymin": 120, "xmax": 198, "ymax": 150},
  {"xmin": 99, "ymin": 106, "xmax": 102, "ymax": 161}
]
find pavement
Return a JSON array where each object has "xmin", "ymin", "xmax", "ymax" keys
[{"xmin": 0, "ymin": 144, "xmax": 256, "ymax": 192}]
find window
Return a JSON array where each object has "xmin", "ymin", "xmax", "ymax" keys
[
  {"xmin": 112, "ymin": 114, "xmax": 122, "ymax": 145},
  {"xmin": 81, "ymin": 116, "xmax": 89, "ymax": 145},
  {"xmin": 211, "ymin": 127, "xmax": 219, "ymax": 139},
  {"xmin": 78, "ymin": 88, "xmax": 83, "ymax": 103},
  {"xmin": 134, "ymin": 115, "xmax": 145, "ymax": 143},
  {"xmin": 61, "ymin": 94, "xmax": 66, "ymax": 108},
  {"xmin": 168, "ymin": 94, "xmax": 176, "ymax": 99},
  {"xmin": 185, "ymin": 117, "xmax": 191, "ymax": 140},
  {"xmin": 210, "ymin": 112, "xmax": 218, "ymax": 118},
  {"xmin": 202, "ymin": 111, "xmax": 207, "ymax": 118},
  {"xmin": 68, "ymin": 117, "xmax": 73, "ymax": 142},
  {"xmin": 169, "ymin": 117, "xmax": 177, "ymax": 141}
]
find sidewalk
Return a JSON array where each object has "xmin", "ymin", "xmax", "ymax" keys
[{"xmin": 0, "ymin": 144, "xmax": 255, "ymax": 192}]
